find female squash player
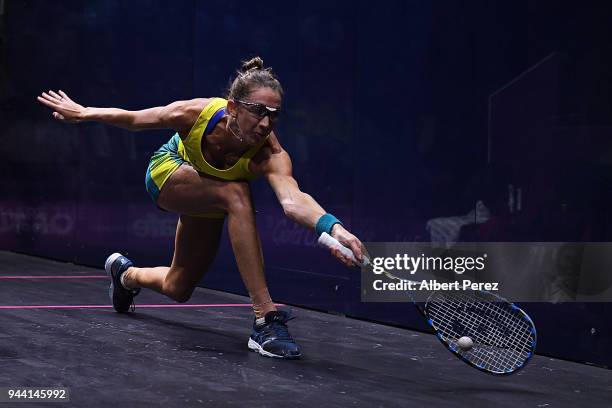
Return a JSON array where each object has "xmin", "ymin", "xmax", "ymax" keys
[{"xmin": 38, "ymin": 57, "xmax": 366, "ymax": 359}]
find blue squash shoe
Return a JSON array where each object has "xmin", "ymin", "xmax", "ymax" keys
[
  {"xmin": 248, "ymin": 310, "xmax": 302, "ymax": 359},
  {"xmin": 105, "ymin": 253, "xmax": 140, "ymax": 313}
]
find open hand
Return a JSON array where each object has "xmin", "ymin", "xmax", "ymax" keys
[{"xmin": 37, "ymin": 90, "xmax": 85, "ymax": 123}]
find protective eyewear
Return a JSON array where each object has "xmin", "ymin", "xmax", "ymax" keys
[{"xmin": 236, "ymin": 100, "xmax": 281, "ymax": 121}]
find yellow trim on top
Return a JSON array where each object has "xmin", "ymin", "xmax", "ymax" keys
[{"xmin": 178, "ymin": 97, "xmax": 268, "ymax": 181}]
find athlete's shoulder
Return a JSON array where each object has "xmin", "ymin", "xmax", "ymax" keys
[
  {"xmin": 171, "ymin": 97, "xmax": 221, "ymax": 137},
  {"xmin": 184, "ymin": 97, "xmax": 227, "ymax": 120},
  {"xmin": 184, "ymin": 97, "xmax": 218, "ymax": 114}
]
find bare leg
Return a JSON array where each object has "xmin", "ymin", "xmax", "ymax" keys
[
  {"xmin": 127, "ymin": 164, "xmax": 276, "ymax": 317},
  {"xmin": 123, "ymin": 214, "xmax": 224, "ymax": 303},
  {"xmin": 225, "ymin": 189, "xmax": 277, "ymax": 317}
]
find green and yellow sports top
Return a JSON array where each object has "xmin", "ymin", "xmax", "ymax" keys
[
  {"xmin": 177, "ymin": 97, "xmax": 269, "ymax": 180},
  {"xmin": 145, "ymin": 97, "xmax": 269, "ymax": 218}
]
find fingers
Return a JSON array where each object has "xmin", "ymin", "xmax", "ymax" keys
[
  {"xmin": 331, "ymin": 247, "xmax": 356, "ymax": 268},
  {"xmin": 328, "ymin": 229, "xmax": 367, "ymax": 268},
  {"xmin": 44, "ymin": 90, "xmax": 61, "ymax": 103},
  {"xmin": 38, "ymin": 91, "xmax": 60, "ymax": 106},
  {"xmin": 39, "ymin": 92, "xmax": 56, "ymax": 103},
  {"xmin": 38, "ymin": 90, "xmax": 68, "ymax": 106},
  {"xmin": 338, "ymin": 236, "xmax": 364, "ymax": 265},
  {"xmin": 37, "ymin": 94, "xmax": 58, "ymax": 108},
  {"xmin": 361, "ymin": 243, "xmax": 372, "ymax": 263},
  {"xmin": 349, "ymin": 240, "xmax": 364, "ymax": 263},
  {"xmin": 330, "ymin": 248, "xmax": 347, "ymax": 266},
  {"xmin": 48, "ymin": 90, "xmax": 62, "ymax": 100},
  {"xmin": 58, "ymin": 90, "xmax": 71, "ymax": 101}
]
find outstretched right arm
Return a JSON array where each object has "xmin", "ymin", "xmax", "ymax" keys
[{"xmin": 37, "ymin": 89, "xmax": 204, "ymax": 133}]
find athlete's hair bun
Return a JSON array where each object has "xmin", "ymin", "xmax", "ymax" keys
[
  {"xmin": 239, "ymin": 56, "xmax": 264, "ymax": 73},
  {"xmin": 227, "ymin": 56, "xmax": 283, "ymax": 100}
]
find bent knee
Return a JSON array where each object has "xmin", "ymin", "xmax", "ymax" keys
[{"xmin": 163, "ymin": 282, "xmax": 195, "ymax": 303}]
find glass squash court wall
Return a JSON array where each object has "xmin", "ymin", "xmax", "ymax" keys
[{"xmin": 1, "ymin": 0, "xmax": 611, "ymax": 367}]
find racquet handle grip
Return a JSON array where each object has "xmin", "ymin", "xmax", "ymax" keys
[{"xmin": 317, "ymin": 232, "xmax": 370, "ymax": 266}]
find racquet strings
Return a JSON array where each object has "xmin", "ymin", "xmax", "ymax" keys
[{"xmin": 425, "ymin": 290, "xmax": 536, "ymax": 373}]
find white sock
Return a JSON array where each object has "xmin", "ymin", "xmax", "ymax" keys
[{"xmin": 120, "ymin": 271, "xmax": 133, "ymax": 290}]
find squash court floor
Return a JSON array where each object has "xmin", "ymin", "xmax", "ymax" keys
[{"xmin": 0, "ymin": 251, "xmax": 610, "ymax": 407}]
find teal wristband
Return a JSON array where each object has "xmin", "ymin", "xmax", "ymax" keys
[{"xmin": 315, "ymin": 213, "xmax": 343, "ymax": 236}]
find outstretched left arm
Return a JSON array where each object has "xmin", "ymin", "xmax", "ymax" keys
[{"xmin": 259, "ymin": 140, "xmax": 366, "ymax": 266}]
